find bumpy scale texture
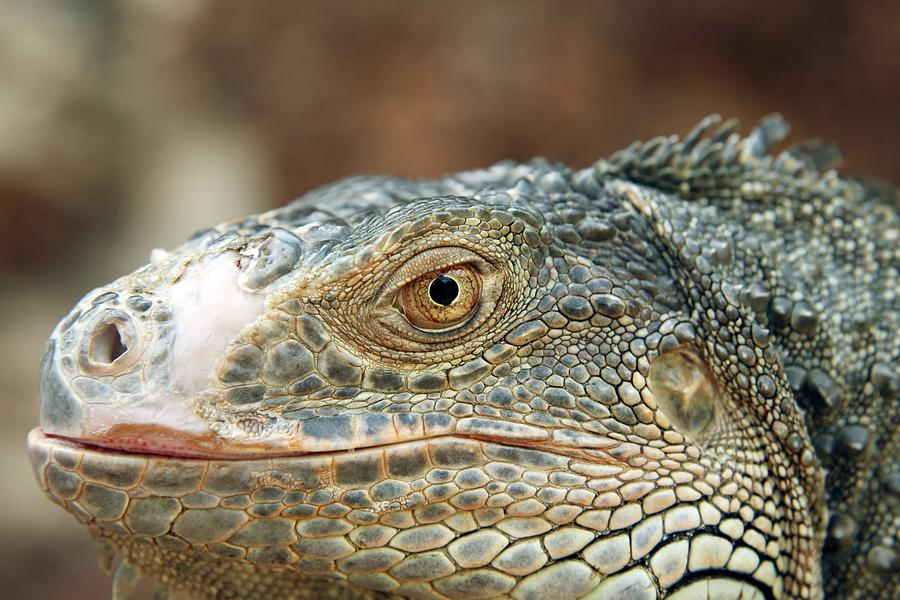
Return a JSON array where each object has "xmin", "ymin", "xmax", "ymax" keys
[{"xmin": 29, "ymin": 115, "xmax": 898, "ymax": 599}]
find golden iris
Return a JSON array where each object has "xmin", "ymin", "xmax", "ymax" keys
[{"xmin": 400, "ymin": 266, "xmax": 481, "ymax": 330}]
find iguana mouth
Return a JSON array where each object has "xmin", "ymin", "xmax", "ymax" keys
[{"xmin": 30, "ymin": 419, "xmax": 632, "ymax": 465}]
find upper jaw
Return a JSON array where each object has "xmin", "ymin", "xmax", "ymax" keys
[{"xmin": 37, "ymin": 329, "xmax": 634, "ymax": 463}]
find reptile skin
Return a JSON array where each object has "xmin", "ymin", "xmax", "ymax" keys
[{"xmin": 28, "ymin": 115, "xmax": 898, "ymax": 599}]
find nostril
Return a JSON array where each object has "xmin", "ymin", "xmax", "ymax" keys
[
  {"xmin": 78, "ymin": 310, "xmax": 140, "ymax": 375},
  {"xmin": 90, "ymin": 323, "xmax": 128, "ymax": 364}
]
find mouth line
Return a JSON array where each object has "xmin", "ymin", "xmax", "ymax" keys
[{"xmin": 29, "ymin": 427, "xmax": 625, "ymax": 465}]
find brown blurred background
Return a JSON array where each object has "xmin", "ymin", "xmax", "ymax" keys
[{"xmin": 1, "ymin": 1, "xmax": 898, "ymax": 598}]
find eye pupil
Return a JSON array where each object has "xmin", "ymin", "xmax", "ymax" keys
[{"xmin": 429, "ymin": 274, "xmax": 459, "ymax": 306}]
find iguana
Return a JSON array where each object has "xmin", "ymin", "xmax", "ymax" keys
[{"xmin": 28, "ymin": 115, "xmax": 898, "ymax": 599}]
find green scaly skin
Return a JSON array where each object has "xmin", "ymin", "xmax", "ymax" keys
[{"xmin": 29, "ymin": 115, "xmax": 898, "ymax": 599}]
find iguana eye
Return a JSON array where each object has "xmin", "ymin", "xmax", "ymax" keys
[
  {"xmin": 368, "ymin": 246, "xmax": 505, "ymax": 349},
  {"xmin": 399, "ymin": 266, "xmax": 481, "ymax": 330}
]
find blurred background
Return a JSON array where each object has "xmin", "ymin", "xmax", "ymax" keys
[{"xmin": 1, "ymin": 1, "xmax": 898, "ymax": 598}]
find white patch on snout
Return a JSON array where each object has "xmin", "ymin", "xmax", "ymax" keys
[
  {"xmin": 167, "ymin": 251, "xmax": 266, "ymax": 395},
  {"xmin": 75, "ymin": 251, "xmax": 268, "ymax": 442}
]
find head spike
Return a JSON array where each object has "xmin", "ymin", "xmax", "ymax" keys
[
  {"xmin": 95, "ymin": 537, "xmax": 117, "ymax": 575},
  {"xmin": 741, "ymin": 113, "xmax": 790, "ymax": 159},
  {"xmin": 112, "ymin": 560, "xmax": 141, "ymax": 600},
  {"xmin": 682, "ymin": 114, "xmax": 722, "ymax": 152}
]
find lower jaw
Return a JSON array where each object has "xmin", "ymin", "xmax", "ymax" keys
[
  {"xmin": 28, "ymin": 426, "xmax": 533, "ymax": 501},
  {"xmin": 27, "ymin": 426, "xmax": 574, "ymax": 542},
  {"xmin": 29, "ymin": 427, "xmax": 571, "ymax": 596},
  {"xmin": 86, "ymin": 528, "xmax": 776, "ymax": 600},
  {"xmin": 28, "ymin": 429, "xmax": 778, "ymax": 600}
]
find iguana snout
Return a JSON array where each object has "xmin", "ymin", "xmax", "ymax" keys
[{"xmin": 38, "ymin": 243, "xmax": 279, "ymax": 456}]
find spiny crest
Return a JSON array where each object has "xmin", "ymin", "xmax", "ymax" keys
[{"xmin": 593, "ymin": 114, "xmax": 860, "ymax": 204}]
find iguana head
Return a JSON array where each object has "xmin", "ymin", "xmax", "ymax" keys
[{"xmin": 30, "ymin": 119, "xmax": 829, "ymax": 599}]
